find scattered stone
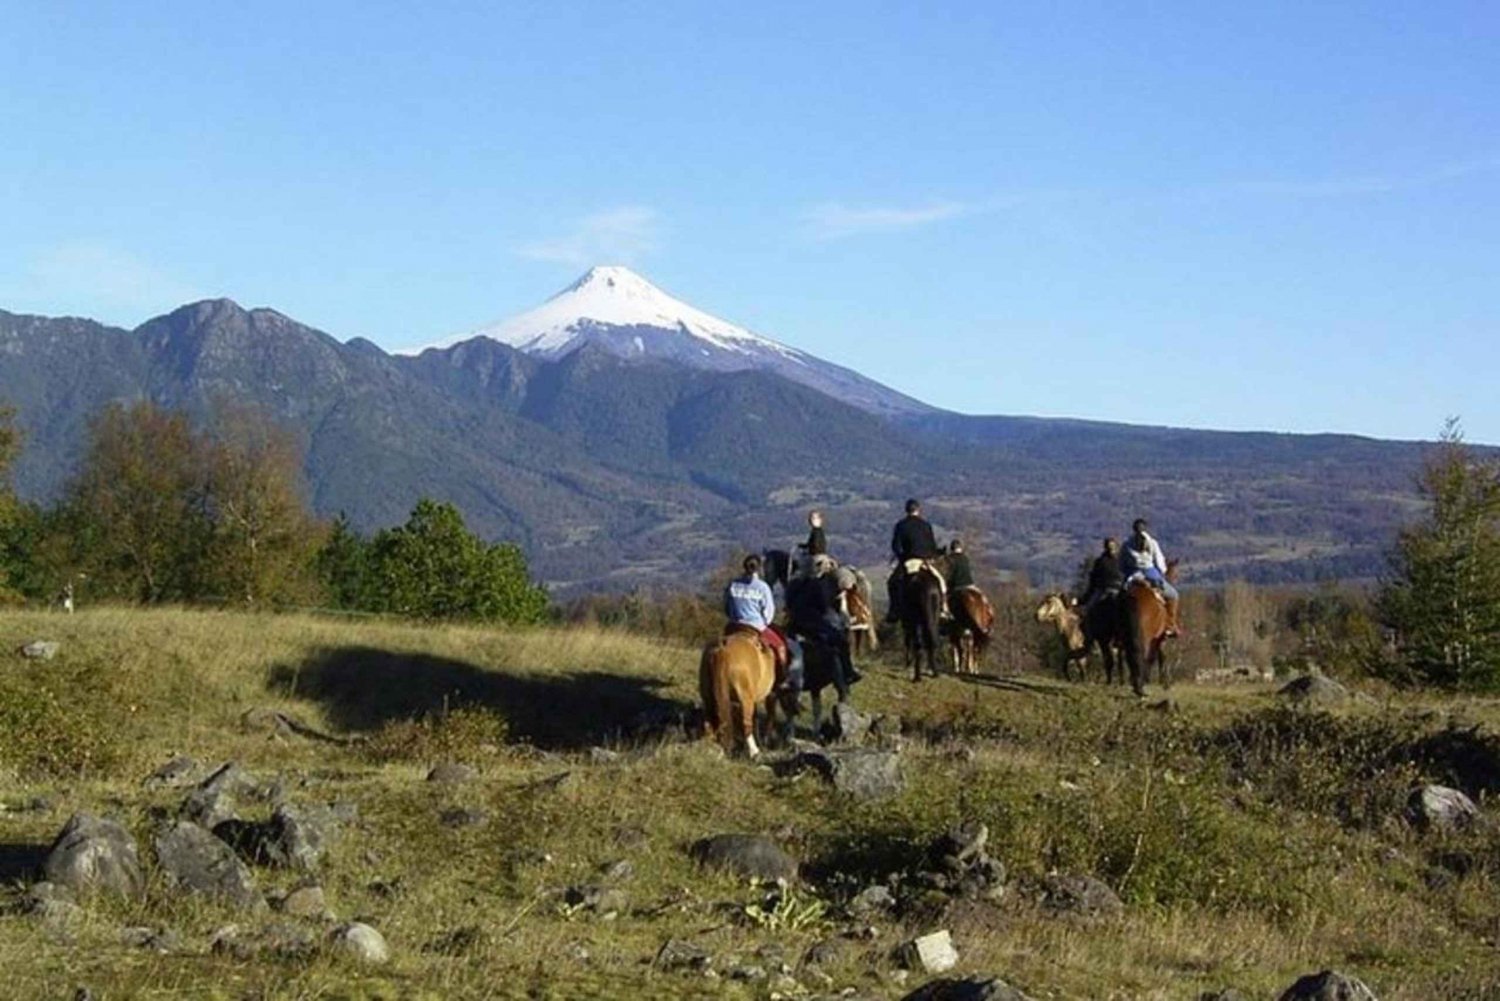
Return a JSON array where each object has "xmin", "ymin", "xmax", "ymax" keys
[
  {"xmin": 901, "ymin": 976, "xmax": 1037, "ymax": 1001},
  {"xmin": 144, "ymin": 756, "xmax": 200, "ymax": 789},
  {"xmin": 20, "ymin": 640, "xmax": 59, "ymax": 660},
  {"xmin": 793, "ymin": 748, "xmax": 904, "ymax": 800},
  {"xmin": 564, "ymin": 884, "xmax": 629, "ymax": 917},
  {"xmin": 427, "ymin": 762, "xmax": 478, "ymax": 784},
  {"xmin": 1406, "ymin": 785, "xmax": 1479, "ymax": 833},
  {"xmin": 898, "ymin": 930, "xmax": 959, "ymax": 974},
  {"xmin": 30, "ymin": 897, "xmax": 85, "ymax": 936},
  {"xmin": 1276, "ymin": 970, "xmax": 1379, "ymax": 1001},
  {"xmin": 1278, "ymin": 674, "xmax": 1350, "ymax": 705},
  {"xmin": 826, "ymin": 703, "xmax": 872, "ymax": 745},
  {"xmin": 848, "ymin": 884, "xmax": 897, "ymax": 919},
  {"xmin": 533, "ymin": 770, "xmax": 582, "ymax": 795},
  {"xmin": 43, "ymin": 813, "xmax": 144, "ymax": 898},
  {"xmin": 803, "ymin": 939, "xmax": 844, "ymax": 969},
  {"xmin": 24, "ymin": 880, "xmax": 75, "ymax": 906},
  {"xmin": 690, "ymin": 833, "xmax": 799, "ymax": 883},
  {"xmin": 212, "ymin": 921, "xmax": 317, "ymax": 961},
  {"xmin": 440, "ymin": 806, "xmax": 490, "ymax": 829},
  {"xmin": 154, "ymin": 821, "xmax": 263, "ymax": 911},
  {"xmin": 589, "ymin": 746, "xmax": 622, "ymax": 764},
  {"xmin": 916, "ymin": 821, "xmax": 1006, "ymax": 902},
  {"xmin": 278, "ymin": 884, "xmax": 328, "ymax": 918},
  {"xmin": 183, "ymin": 763, "xmax": 260, "ymax": 829},
  {"xmin": 729, "ymin": 963, "xmax": 768, "ymax": 982},
  {"xmin": 424, "ymin": 925, "xmax": 485, "ymax": 956},
  {"xmin": 120, "ymin": 926, "xmax": 181, "ymax": 953},
  {"xmin": 934, "ymin": 821, "xmax": 988, "ymax": 864},
  {"xmin": 331, "ymin": 921, "xmax": 390, "ymax": 965},
  {"xmin": 214, "ymin": 801, "xmax": 344, "ymax": 869},
  {"xmin": 598, "ymin": 858, "xmax": 634, "ymax": 882},
  {"xmin": 1041, "ymin": 873, "xmax": 1123, "ymax": 918},
  {"xmin": 655, "ymin": 938, "xmax": 713, "ymax": 971}
]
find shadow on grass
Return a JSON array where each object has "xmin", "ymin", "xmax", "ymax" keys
[
  {"xmin": 267, "ymin": 646, "xmax": 694, "ymax": 750},
  {"xmin": 0, "ymin": 843, "xmax": 47, "ymax": 883}
]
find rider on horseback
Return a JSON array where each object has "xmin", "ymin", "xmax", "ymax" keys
[
  {"xmin": 724, "ymin": 554, "xmax": 791, "ymax": 674},
  {"xmin": 885, "ymin": 498, "xmax": 946, "ymax": 623},
  {"xmin": 1121, "ymin": 519, "xmax": 1181, "ymax": 637},
  {"xmin": 1079, "ymin": 537, "xmax": 1124, "ymax": 614},
  {"xmin": 786, "ymin": 560, "xmax": 858, "ymax": 702}
]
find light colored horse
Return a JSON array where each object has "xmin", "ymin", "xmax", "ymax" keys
[
  {"xmin": 1035, "ymin": 593, "xmax": 1122, "ymax": 684},
  {"xmin": 699, "ymin": 629, "xmax": 789, "ymax": 758}
]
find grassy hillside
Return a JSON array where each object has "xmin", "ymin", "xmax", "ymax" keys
[{"xmin": 1, "ymin": 609, "xmax": 1498, "ymax": 999}]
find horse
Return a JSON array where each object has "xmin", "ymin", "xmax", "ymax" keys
[
  {"xmin": 947, "ymin": 586, "xmax": 994, "ymax": 674},
  {"xmin": 1121, "ymin": 560, "xmax": 1181, "ymax": 697},
  {"xmin": 897, "ymin": 561, "xmax": 945, "ymax": 681},
  {"xmin": 762, "ymin": 549, "xmax": 794, "ymax": 593},
  {"xmin": 1035, "ymin": 592, "xmax": 1123, "ymax": 685},
  {"xmin": 699, "ymin": 629, "xmax": 793, "ymax": 758},
  {"xmin": 835, "ymin": 566, "xmax": 879, "ymax": 655}
]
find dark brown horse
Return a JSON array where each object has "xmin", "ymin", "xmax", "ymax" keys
[
  {"xmin": 898, "ymin": 562, "xmax": 945, "ymax": 681},
  {"xmin": 1121, "ymin": 560, "xmax": 1180, "ymax": 697},
  {"xmin": 947, "ymin": 586, "xmax": 994, "ymax": 674}
]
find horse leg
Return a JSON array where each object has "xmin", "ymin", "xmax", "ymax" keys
[
  {"xmin": 737, "ymin": 682, "xmax": 760, "ymax": 758},
  {"xmin": 810, "ymin": 689, "xmax": 823, "ymax": 736}
]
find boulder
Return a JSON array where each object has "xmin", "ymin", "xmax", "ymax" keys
[
  {"xmin": 43, "ymin": 813, "xmax": 144, "ymax": 898},
  {"xmin": 1278, "ymin": 674, "xmax": 1350, "ymax": 705},
  {"xmin": 848, "ymin": 884, "xmax": 897, "ymax": 919},
  {"xmin": 902, "ymin": 977, "xmax": 1037, "ymax": 1001},
  {"xmin": 440, "ymin": 806, "xmax": 490, "ymax": 829},
  {"xmin": 654, "ymin": 938, "xmax": 713, "ymax": 971},
  {"xmin": 563, "ymin": 883, "xmax": 629, "ymax": 917},
  {"xmin": 154, "ymin": 821, "xmax": 262, "ymax": 911},
  {"xmin": 933, "ymin": 821, "xmax": 989, "ymax": 865},
  {"xmin": 20, "ymin": 641, "xmax": 59, "ymax": 660},
  {"xmin": 1041, "ymin": 873, "xmax": 1123, "ymax": 918},
  {"xmin": 1405, "ymin": 785, "xmax": 1479, "ymax": 833},
  {"xmin": 827, "ymin": 703, "xmax": 872, "ymax": 745},
  {"xmin": 690, "ymin": 834, "xmax": 799, "ymax": 883},
  {"xmin": 183, "ymin": 762, "xmax": 261, "ymax": 829},
  {"xmin": 427, "ymin": 762, "xmax": 478, "ymax": 783},
  {"xmin": 331, "ymin": 922, "xmax": 390, "ymax": 965},
  {"xmin": 794, "ymin": 748, "xmax": 904, "ymax": 800},
  {"xmin": 1277, "ymin": 970, "xmax": 1379, "ymax": 1000},
  {"xmin": 278, "ymin": 884, "xmax": 329, "ymax": 918},
  {"xmin": 213, "ymin": 801, "xmax": 344, "ymax": 869},
  {"xmin": 898, "ymin": 930, "xmax": 959, "ymax": 974}
]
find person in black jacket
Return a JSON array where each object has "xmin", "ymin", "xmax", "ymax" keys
[
  {"xmin": 1080, "ymin": 537, "xmax": 1123, "ymax": 610},
  {"xmin": 786, "ymin": 564, "xmax": 857, "ymax": 701},
  {"xmin": 886, "ymin": 498, "xmax": 942, "ymax": 622},
  {"xmin": 799, "ymin": 509, "xmax": 828, "ymax": 560}
]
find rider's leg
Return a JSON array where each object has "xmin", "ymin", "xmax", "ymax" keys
[
  {"xmin": 885, "ymin": 571, "xmax": 901, "ymax": 623},
  {"xmin": 1161, "ymin": 580, "xmax": 1182, "ymax": 636}
]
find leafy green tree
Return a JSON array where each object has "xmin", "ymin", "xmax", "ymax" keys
[
  {"xmin": 365, "ymin": 499, "xmax": 548, "ymax": 623},
  {"xmin": 315, "ymin": 513, "xmax": 372, "ymax": 610},
  {"xmin": 1376, "ymin": 420, "xmax": 1500, "ymax": 690},
  {"xmin": 62, "ymin": 402, "xmax": 212, "ymax": 602}
]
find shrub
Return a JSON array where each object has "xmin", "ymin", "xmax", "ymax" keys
[
  {"xmin": 0, "ymin": 665, "xmax": 133, "ymax": 777},
  {"xmin": 363, "ymin": 705, "xmax": 510, "ymax": 763}
]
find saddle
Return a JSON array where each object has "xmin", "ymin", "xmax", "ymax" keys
[{"xmin": 723, "ymin": 623, "xmax": 790, "ymax": 675}]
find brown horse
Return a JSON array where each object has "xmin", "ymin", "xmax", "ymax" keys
[
  {"xmin": 1034, "ymin": 593, "xmax": 1123, "ymax": 684},
  {"xmin": 898, "ymin": 562, "xmax": 946, "ymax": 681},
  {"xmin": 842, "ymin": 583, "xmax": 880, "ymax": 655},
  {"xmin": 699, "ymin": 629, "xmax": 790, "ymax": 758},
  {"xmin": 1121, "ymin": 560, "xmax": 1180, "ymax": 697},
  {"xmin": 947, "ymin": 586, "xmax": 994, "ymax": 674}
]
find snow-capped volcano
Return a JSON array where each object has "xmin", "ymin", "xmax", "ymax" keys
[{"xmin": 402, "ymin": 266, "xmax": 930, "ymax": 415}]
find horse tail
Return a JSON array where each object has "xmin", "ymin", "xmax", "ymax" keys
[{"xmin": 1122, "ymin": 587, "xmax": 1147, "ymax": 695}]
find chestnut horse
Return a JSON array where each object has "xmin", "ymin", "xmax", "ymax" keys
[
  {"xmin": 1121, "ymin": 560, "xmax": 1180, "ymax": 697},
  {"xmin": 699, "ymin": 629, "xmax": 793, "ymax": 757},
  {"xmin": 842, "ymin": 578, "xmax": 880, "ymax": 655},
  {"xmin": 948, "ymin": 586, "xmax": 994, "ymax": 674}
]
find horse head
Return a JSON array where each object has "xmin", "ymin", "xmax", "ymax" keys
[
  {"xmin": 1034, "ymin": 592, "xmax": 1071, "ymax": 624},
  {"xmin": 1165, "ymin": 558, "xmax": 1181, "ymax": 584}
]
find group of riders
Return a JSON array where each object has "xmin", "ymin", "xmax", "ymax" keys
[{"xmin": 720, "ymin": 499, "xmax": 1183, "ymax": 705}]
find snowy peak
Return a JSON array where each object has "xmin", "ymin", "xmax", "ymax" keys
[
  {"xmin": 401, "ymin": 265, "xmax": 932, "ymax": 416},
  {"xmin": 408, "ymin": 265, "xmax": 801, "ymax": 361}
]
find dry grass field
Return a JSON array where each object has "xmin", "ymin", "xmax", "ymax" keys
[{"xmin": 1, "ymin": 608, "xmax": 1498, "ymax": 1000}]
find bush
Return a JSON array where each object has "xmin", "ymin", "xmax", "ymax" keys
[
  {"xmin": 363, "ymin": 705, "xmax": 510, "ymax": 764},
  {"xmin": 0, "ymin": 665, "xmax": 133, "ymax": 777}
]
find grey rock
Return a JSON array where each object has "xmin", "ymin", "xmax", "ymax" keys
[
  {"xmin": 827, "ymin": 703, "xmax": 872, "ymax": 745},
  {"xmin": 898, "ymin": 930, "xmax": 958, "ymax": 974},
  {"xmin": 213, "ymin": 801, "xmax": 344, "ymax": 869},
  {"xmin": 803, "ymin": 938, "xmax": 844, "ymax": 969},
  {"xmin": 31, "ymin": 897, "xmax": 85, "ymax": 936},
  {"xmin": 24, "ymin": 881, "xmax": 75, "ymax": 905},
  {"xmin": 120, "ymin": 926, "xmax": 181, "ymax": 953},
  {"xmin": 690, "ymin": 833, "xmax": 799, "ymax": 882},
  {"xmin": 588, "ymin": 746, "xmax": 622, "ymax": 764},
  {"xmin": 564, "ymin": 883, "xmax": 629, "ymax": 917},
  {"xmin": 424, "ymin": 925, "xmax": 485, "ymax": 956},
  {"xmin": 902, "ymin": 976, "xmax": 1037, "ymax": 1001},
  {"xmin": 598, "ymin": 858, "xmax": 635, "ymax": 882},
  {"xmin": 278, "ymin": 884, "xmax": 328, "ymax": 918},
  {"xmin": 20, "ymin": 640, "xmax": 59, "ymax": 660},
  {"xmin": 848, "ymin": 884, "xmax": 897, "ymax": 918},
  {"xmin": 794, "ymin": 748, "xmax": 904, "ymax": 800},
  {"xmin": 1406, "ymin": 785, "xmax": 1479, "ymax": 833},
  {"xmin": 154, "ymin": 821, "xmax": 262, "ymax": 911},
  {"xmin": 144, "ymin": 755, "xmax": 199, "ymax": 789},
  {"xmin": 1277, "ymin": 970, "xmax": 1379, "ymax": 1001},
  {"xmin": 1278, "ymin": 674, "xmax": 1350, "ymax": 704},
  {"xmin": 183, "ymin": 762, "xmax": 260, "ymax": 828},
  {"xmin": 655, "ymin": 938, "xmax": 713, "ymax": 971},
  {"xmin": 934, "ymin": 821, "xmax": 988, "ymax": 864},
  {"xmin": 331, "ymin": 921, "xmax": 390, "ymax": 965},
  {"xmin": 1041, "ymin": 873, "xmax": 1123, "ymax": 918},
  {"xmin": 426, "ymin": 762, "xmax": 478, "ymax": 783},
  {"xmin": 43, "ymin": 813, "xmax": 144, "ymax": 898},
  {"xmin": 440, "ymin": 806, "xmax": 489, "ymax": 829}
]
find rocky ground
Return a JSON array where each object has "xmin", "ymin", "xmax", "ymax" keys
[{"xmin": 1, "ymin": 608, "xmax": 1498, "ymax": 999}]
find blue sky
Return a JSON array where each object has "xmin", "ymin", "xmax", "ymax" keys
[{"xmin": 2, "ymin": 2, "xmax": 1496, "ymax": 442}]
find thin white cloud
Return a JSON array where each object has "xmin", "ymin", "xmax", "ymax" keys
[
  {"xmin": 804, "ymin": 200, "xmax": 967, "ymax": 240},
  {"xmin": 1183, "ymin": 155, "xmax": 1500, "ymax": 202},
  {"xmin": 0, "ymin": 241, "xmax": 200, "ymax": 321},
  {"xmin": 516, "ymin": 206, "xmax": 660, "ymax": 266}
]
